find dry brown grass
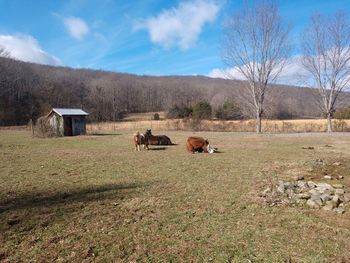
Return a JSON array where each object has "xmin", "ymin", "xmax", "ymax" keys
[
  {"xmin": 87, "ymin": 118, "xmax": 350, "ymax": 134},
  {"xmin": 123, "ymin": 111, "xmax": 167, "ymax": 121},
  {"xmin": 1, "ymin": 130, "xmax": 350, "ymax": 262}
]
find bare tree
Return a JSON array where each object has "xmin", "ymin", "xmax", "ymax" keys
[
  {"xmin": 0, "ymin": 46, "xmax": 10, "ymax": 58},
  {"xmin": 302, "ymin": 12, "xmax": 350, "ymax": 132},
  {"xmin": 222, "ymin": 0, "xmax": 290, "ymax": 133}
]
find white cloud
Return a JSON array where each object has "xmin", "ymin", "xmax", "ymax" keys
[
  {"xmin": 135, "ymin": 0, "xmax": 221, "ymax": 50},
  {"xmin": 208, "ymin": 56, "xmax": 308, "ymax": 86},
  {"xmin": 63, "ymin": 16, "xmax": 89, "ymax": 40},
  {"xmin": 208, "ymin": 67, "xmax": 245, "ymax": 80},
  {"xmin": 0, "ymin": 34, "xmax": 62, "ymax": 66}
]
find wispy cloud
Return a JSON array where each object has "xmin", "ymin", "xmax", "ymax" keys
[
  {"xmin": 134, "ymin": 0, "xmax": 221, "ymax": 50},
  {"xmin": 208, "ymin": 56, "xmax": 307, "ymax": 86},
  {"xmin": 0, "ymin": 34, "xmax": 62, "ymax": 66},
  {"xmin": 63, "ymin": 16, "xmax": 89, "ymax": 40}
]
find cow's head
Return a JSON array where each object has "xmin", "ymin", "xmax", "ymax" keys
[
  {"xmin": 146, "ymin": 129, "xmax": 152, "ymax": 136},
  {"xmin": 207, "ymin": 144, "xmax": 215, "ymax": 153}
]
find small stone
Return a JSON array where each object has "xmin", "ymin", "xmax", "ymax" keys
[
  {"xmin": 323, "ymin": 189, "xmax": 335, "ymax": 197},
  {"xmin": 283, "ymin": 182, "xmax": 291, "ymax": 189},
  {"xmin": 306, "ymin": 199, "xmax": 320, "ymax": 209},
  {"xmin": 297, "ymin": 181, "xmax": 307, "ymax": 188},
  {"xmin": 286, "ymin": 189, "xmax": 295, "ymax": 198},
  {"xmin": 332, "ymin": 195, "xmax": 341, "ymax": 207},
  {"xmin": 277, "ymin": 181, "xmax": 285, "ymax": 193},
  {"xmin": 332, "ymin": 184, "xmax": 344, "ymax": 189},
  {"xmin": 335, "ymin": 189, "xmax": 345, "ymax": 195},
  {"xmin": 333, "ymin": 207, "xmax": 345, "ymax": 214},
  {"xmin": 295, "ymin": 193, "xmax": 311, "ymax": 200},
  {"xmin": 263, "ymin": 188, "xmax": 271, "ymax": 194},
  {"xmin": 309, "ymin": 189, "xmax": 319, "ymax": 195},
  {"xmin": 324, "ymin": 175, "xmax": 333, "ymax": 180},
  {"xmin": 333, "ymin": 162, "xmax": 342, "ymax": 166},
  {"xmin": 344, "ymin": 193, "xmax": 350, "ymax": 203},
  {"xmin": 294, "ymin": 175, "xmax": 304, "ymax": 181},
  {"xmin": 320, "ymin": 194, "xmax": 332, "ymax": 203},
  {"xmin": 337, "ymin": 175, "xmax": 344, "ymax": 180},
  {"xmin": 316, "ymin": 183, "xmax": 333, "ymax": 193},
  {"xmin": 322, "ymin": 203, "xmax": 335, "ymax": 211},
  {"xmin": 307, "ymin": 181, "xmax": 317, "ymax": 188}
]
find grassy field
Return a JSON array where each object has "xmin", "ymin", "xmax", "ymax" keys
[{"xmin": 1, "ymin": 130, "xmax": 350, "ymax": 262}]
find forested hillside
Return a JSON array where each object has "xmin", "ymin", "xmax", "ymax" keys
[{"xmin": 0, "ymin": 57, "xmax": 349, "ymax": 125}]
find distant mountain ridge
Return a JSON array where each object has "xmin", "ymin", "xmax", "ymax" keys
[{"xmin": 0, "ymin": 57, "xmax": 349, "ymax": 125}]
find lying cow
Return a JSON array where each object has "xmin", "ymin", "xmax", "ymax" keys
[
  {"xmin": 186, "ymin": 136, "xmax": 216, "ymax": 154},
  {"xmin": 145, "ymin": 129, "xmax": 173, "ymax": 145},
  {"xmin": 133, "ymin": 131, "xmax": 149, "ymax": 151}
]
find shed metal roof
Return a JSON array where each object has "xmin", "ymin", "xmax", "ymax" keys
[{"xmin": 51, "ymin": 108, "xmax": 89, "ymax": 116}]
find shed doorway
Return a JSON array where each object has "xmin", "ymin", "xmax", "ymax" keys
[{"xmin": 64, "ymin": 117, "xmax": 73, "ymax": 136}]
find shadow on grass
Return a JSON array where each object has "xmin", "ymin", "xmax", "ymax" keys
[
  {"xmin": 89, "ymin": 133, "xmax": 121, "ymax": 136},
  {"xmin": 149, "ymin": 147, "xmax": 167, "ymax": 151},
  {"xmin": 0, "ymin": 182, "xmax": 146, "ymax": 214}
]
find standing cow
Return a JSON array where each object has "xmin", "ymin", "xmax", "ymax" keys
[
  {"xmin": 133, "ymin": 131, "xmax": 149, "ymax": 151},
  {"xmin": 186, "ymin": 136, "xmax": 216, "ymax": 153}
]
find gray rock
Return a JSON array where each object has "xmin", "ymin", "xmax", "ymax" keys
[
  {"xmin": 295, "ymin": 193, "xmax": 311, "ymax": 200},
  {"xmin": 314, "ymin": 198, "xmax": 323, "ymax": 207},
  {"xmin": 309, "ymin": 188, "xmax": 319, "ymax": 195},
  {"xmin": 320, "ymin": 194, "xmax": 332, "ymax": 203},
  {"xmin": 335, "ymin": 189, "xmax": 345, "ymax": 195},
  {"xmin": 286, "ymin": 189, "xmax": 295, "ymax": 198},
  {"xmin": 284, "ymin": 182, "xmax": 291, "ymax": 189},
  {"xmin": 332, "ymin": 195, "xmax": 341, "ymax": 207},
  {"xmin": 307, "ymin": 181, "xmax": 317, "ymax": 188},
  {"xmin": 323, "ymin": 189, "xmax": 334, "ymax": 196},
  {"xmin": 297, "ymin": 181, "xmax": 307, "ymax": 189},
  {"xmin": 323, "ymin": 175, "xmax": 332, "ymax": 180},
  {"xmin": 332, "ymin": 184, "xmax": 344, "ymax": 189},
  {"xmin": 316, "ymin": 183, "xmax": 333, "ymax": 193},
  {"xmin": 337, "ymin": 175, "xmax": 344, "ymax": 180},
  {"xmin": 322, "ymin": 203, "xmax": 335, "ymax": 211},
  {"xmin": 306, "ymin": 199, "xmax": 320, "ymax": 209},
  {"xmin": 277, "ymin": 181, "xmax": 285, "ymax": 193}
]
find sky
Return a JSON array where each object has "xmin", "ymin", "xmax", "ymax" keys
[{"xmin": 0, "ymin": 0, "xmax": 349, "ymax": 82}]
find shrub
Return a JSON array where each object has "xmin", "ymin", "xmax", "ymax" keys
[
  {"xmin": 334, "ymin": 106, "xmax": 350, "ymax": 119},
  {"xmin": 34, "ymin": 116, "xmax": 56, "ymax": 138},
  {"xmin": 191, "ymin": 101, "xmax": 212, "ymax": 119},
  {"xmin": 153, "ymin": 113, "xmax": 160, "ymax": 120},
  {"xmin": 215, "ymin": 101, "xmax": 242, "ymax": 120},
  {"xmin": 167, "ymin": 105, "xmax": 192, "ymax": 119}
]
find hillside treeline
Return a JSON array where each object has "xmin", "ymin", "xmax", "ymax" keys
[{"xmin": 0, "ymin": 57, "xmax": 348, "ymax": 125}]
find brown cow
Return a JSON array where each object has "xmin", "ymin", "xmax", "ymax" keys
[
  {"xmin": 133, "ymin": 131, "xmax": 149, "ymax": 151},
  {"xmin": 186, "ymin": 136, "xmax": 215, "ymax": 153},
  {"xmin": 145, "ymin": 129, "xmax": 173, "ymax": 145}
]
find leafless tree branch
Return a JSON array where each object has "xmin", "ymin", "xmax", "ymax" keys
[{"xmin": 222, "ymin": 0, "xmax": 291, "ymax": 133}]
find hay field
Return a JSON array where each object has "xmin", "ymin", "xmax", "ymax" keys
[
  {"xmin": 87, "ymin": 118, "xmax": 350, "ymax": 134},
  {"xmin": 1, "ymin": 130, "xmax": 350, "ymax": 262}
]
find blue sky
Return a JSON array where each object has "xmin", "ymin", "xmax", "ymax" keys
[{"xmin": 0, "ymin": 0, "xmax": 349, "ymax": 78}]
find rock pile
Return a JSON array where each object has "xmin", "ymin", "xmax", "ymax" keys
[{"xmin": 261, "ymin": 179, "xmax": 349, "ymax": 214}]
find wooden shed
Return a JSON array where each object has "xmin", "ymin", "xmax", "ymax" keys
[{"xmin": 47, "ymin": 108, "xmax": 88, "ymax": 136}]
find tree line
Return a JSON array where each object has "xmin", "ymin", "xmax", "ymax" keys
[{"xmin": 1, "ymin": 55, "xmax": 337, "ymax": 126}]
